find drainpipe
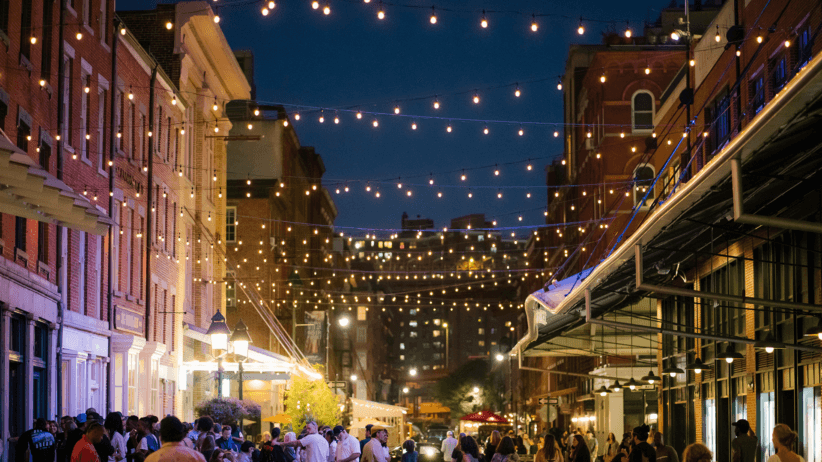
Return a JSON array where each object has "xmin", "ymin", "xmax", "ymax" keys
[
  {"xmin": 145, "ymin": 66, "xmax": 157, "ymax": 340},
  {"xmin": 105, "ymin": 17, "xmax": 120, "ymax": 415},
  {"xmin": 55, "ymin": 0, "xmax": 66, "ymax": 418},
  {"xmin": 731, "ymin": 158, "xmax": 822, "ymax": 234},
  {"xmin": 634, "ymin": 244, "xmax": 822, "ymax": 312}
]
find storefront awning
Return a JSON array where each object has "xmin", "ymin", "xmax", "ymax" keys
[
  {"xmin": 459, "ymin": 410, "xmax": 508, "ymax": 423},
  {"xmin": 0, "ymin": 131, "xmax": 112, "ymax": 235},
  {"xmin": 514, "ymin": 45, "xmax": 822, "ymax": 357}
]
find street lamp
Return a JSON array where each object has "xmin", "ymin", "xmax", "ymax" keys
[
  {"xmin": 402, "ymin": 387, "xmax": 409, "ymax": 393},
  {"xmin": 206, "ymin": 310, "xmax": 232, "ymax": 397},
  {"xmin": 351, "ymin": 374, "xmax": 358, "ymax": 381},
  {"xmin": 495, "ymin": 353, "xmax": 505, "ymax": 362},
  {"xmin": 230, "ymin": 320, "xmax": 252, "ymax": 400},
  {"xmin": 409, "ymin": 368, "xmax": 418, "ymax": 376},
  {"xmin": 338, "ymin": 317, "xmax": 350, "ymax": 327}
]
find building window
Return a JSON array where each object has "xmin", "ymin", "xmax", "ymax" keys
[
  {"xmin": 399, "ymin": 355, "xmax": 405, "ymax": 361},
  {"xmin": 432, "ymin": 330, "xmax": 441, "ymax": 337},
  {"xmin": 19, "ymin": 0, "xmax": 33, "ymax": 61},
  {"xmin": 80, "ymin": 69, "xmax": 91, "ymax": 160},
  {"xmin": 409, "ymin": 331, "xmax": 418, "ymax": 338},
  {"xmin": 633, "ymin": 164, "xmax": 655, "ymax": 208},
  {"xmin": 632, "ymin": 91, "xmax": 654, "ymax": 133},
  {"xmin": 771, "ymin": 56, "xmax": 788, "ymax": 93},
  {"xmin": 750, "ymin": 75, "xmax": 765, "ymax": 115},
  {"xmin": 16, "ymin": 117, "xmax": 31, "ymax": 153},
  {"xmin": 97, "ymin": 85, "xmax": 107, "ymax": 168},
  {"xmin": 15, "ymin": 216, "xmax": 26, "ymax": 251},
  {"xmin": 399, "ymin": 343, "xmax": 405, "ymax": 350},
  {"xmin": 357, "ymin": 306, "xmax": 367, "ymax": 321},
  {"xmin": 40, "ymin": 2, "xmax": 53, "ymax": 79},
  {"xmin": 62, "ymin": 54, "xmax": 73, "ymax": 146},
  {"xmin": 9, "ymin": 315, "xmax": 26, "ymax": 437},
  {"xmin": 0, "ymin": 0, "xmax": 9, "ymax": 36},
  {"xmin": 478, "ymin": 328, "xmax": 484, "ymax": 335},
  {"xmin": 356, "ymin": 326, "xmax": 367, "ymax": 343},
  {"xmin": 78, "ymin": 231, "xmax": 86, "ymax": 312},
  {"xmin": 37, "ymin": 222, "xmax": 48, "ymax": 263},
  {"xmin": 409, "ymin": 321, "xmax": 418, "ymax": 327},
  {"xmin": 225, "ymin": 206, "xmax": 236, "ymax": 242},
  {"xmin": 798, "ymin": 26, "xmax": 813, "ymax": 69}
]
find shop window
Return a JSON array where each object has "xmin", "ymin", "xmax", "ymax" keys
[
  {"xmin": 632, "ymin": 91, "xmax": 654, "ymax": 133},
  {"xmin": 19, "ymin": 0, "xmax": 33, "ymax": 61},
  {"xmin": 703, "ymin": 397, "xmax": 716, "ymax": 458},
  {"xmin": 409, "ymin": 321, "xmax": 418, "ymax": 328},
  {"xmin": 633, "ymin": 164, "xmax": 655, "ymax": 208},
  {"xmin": 758, "ymin": 390, "xmax": 776, "ymax": 461},
  {"xmin": 357, "ymin": 306, "xmax": 367, "ymax": 321},
  {"xmin": 803, "ymin": 387, "xmax": 822, "ymax": 462}
]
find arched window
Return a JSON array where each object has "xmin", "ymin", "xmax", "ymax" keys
[
  {"xmin": 632, "ymin": 91, "xmax": 655, "ymax": 133},
  {"xmin": 633, "ymin": 164, "xmax": 655, "ymax": 207}
]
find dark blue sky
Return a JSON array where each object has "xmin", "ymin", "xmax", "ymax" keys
[{"xmin": 124, "ymin": 0, "xmax": 667, "ymax": 235}]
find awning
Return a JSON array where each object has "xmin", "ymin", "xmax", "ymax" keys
[
  {"xmin": 0, "ymin": 130, "xmax": 112, "ymax": 235},
  {"xmin": 514, "ymin": 42, "xmax": 822, "ymax": 356},
  {"xmin": 459, "ymin": 411, "xmax": 508, "ymax": 423}
]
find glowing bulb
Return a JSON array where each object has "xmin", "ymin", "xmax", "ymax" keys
[
  {"xmin": 480, "ymin": 12, "xmax": 488, "ymax": 28},
  {"xmin": 725, "ymin": 357, "xmax": 734, "ymax": 364},
  {"xmin": 531, "ymin": 19, "xmax": 538, "ymax": 32},
  {"xmin": 527, "ymin": 164, "xmax": 532, "ymax": 170},
  {"xmin": 648, "ymin": 379, "xmax": 655, "ymax": 384},
  {"xmin": 757, "ymin": 35, "xmax": 763, "ymax": 43},
  {"xmin": 461, "ymin": 174, "xmax": 466, "ymax": 181},
  {"xmin": 671, "ymin": 31, "xmax": 680, "ymax": 41},
  {"xmin": 213, "ymin": 15, "xmax": 220, "ymax": 23},
  {"xmin": 294, "ymin": 113, "xmax": 301, "ymax": 120},
  {"xmin": 172, "ymin": 95, "xmax": 177, "ymax": 105},
  {"xmin": 247, "ymin": 123, "xmax": 253, "ymax": 130},
  {"xmin": 372, "ymin": 119, "xmax": 379, "ymax": 127},
  {"xmin": 377, "ymin": 8, "xmax": 385, "ymax": 19},
  {"xmin": 30, "ymin": 36, "xmax": 37, "ymax": 44},
  {"xmin": 514, "ymin": 86, "xmax": 521, "ymax": 97},
  {"xmin": 785, "ymin": 40, "xmax": 791, "ymax": 48},
  {"xmin": 645, "ymin": 66, "xmax": 651, "ymax": 74},
  {"xmin": 433, "ymin": 99, "xmax": 440, "ymax": 109},
  {"xmin": 446, "ymin": 124, "xmax": 452, "ymax": 133},
  {"xmin": 411, "ymin": 122, "xmax": 417, "ymax": 130},
  {"xmin": 166, "ymin": 21, "xmax": 173, "ymax": 30},
  {"xmin": 554, "ymin": 130, "xmax": 559, "ymax": 137},
  {"xmin": 312, "ymin": 1, "xmax": 319, "ymax": 9},
  {"xmin": 213, "ymin": 102, "xmax": 219, "ymax": 111},
  {"xmin": 600, "ymin": 74, "xmax": 606, "ymax": 83},
  {"xmin": 356, "ymin": 111, "xmax": 363, "ymax": 119},
  {"xmin": 620, "ymin": 131, "xmax": 625, "ymax": 138},
  {"xmin": 269, "ymin": 1, "xmax": 276, "ymax": 8},
  {"xmin": 518, "ymin": 128, "xmax": 524, "ymax": 136},
  {"xmin": 120, "ymin": 27, "xmax": 126, "ymax": 35},
  {"xmin": 484, "ymin": 126, "xmax": 489, "ymax": 135},
  {"xmin": 128, "ymin": 90, "xmax": 134, "ymax": 100},
  {"xmin": 473, "ymin": 93, "xmax": 480, "ymax": 104},
  {"xmin": 430, "ymin": 11, "xmax": 437, "ymax": 24},
  {"xmin": 557, "ymin": 82, "xmax": 562, "ymax": 91},
  {"xmin": 690, "ymin": 59, "xmax": 695, "ymax": 66},
  {"xmin": 319, "ymin": 115, "xmax": 325, "ymax": 123},
  {"xmin": 715, "ymin": 28, "xmax": 721, "ymax": 42},
  {"xmin": 334, "ymin": 116, "xmax": 339, "ymax": 124},
  {"xmin": 323, "ymin": 4, "xmax": 330, "ymax": 15},
  {"xmin": 76, "ymin": 31, "xmax": 83, "ymax": 40},
  {"xmin": 694, "ymin": 368, "xmax": 701, "ymax": 374},
  {"xmin": 577, "ymin": 23, "xmax": 584, "ymax": 35},
  {"xmin": 818, "ymin": 332, "xmax": 822, "ymax": 341},
  {"xmin": 39, "ymin": 79, "xmax": 46, "ymax": 87},
  {"xmin": 283, "ymin": 120, "xmax": 288, "ymax": 127},
  {"xmin": 394, "ymin": 105, "xmax": 400, "ymax": 114},
  {"xmin": 629, "ymin": 384, "xmax": 636, "ymax": 390},
  {"xmin": 765, "ymin": 346, "xmax": 775, "ymax": 354},
  {"xmin": 262, "ymin": 7, "xmax": 269, "ymax": 15},
  {"xmin": 625, "ymin": 28, "xmax": 632, "ymax": 38}
]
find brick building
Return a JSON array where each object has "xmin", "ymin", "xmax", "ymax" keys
[{"xmin": 517, "ymin": 0, "xmax": 822, "ymax": 460}]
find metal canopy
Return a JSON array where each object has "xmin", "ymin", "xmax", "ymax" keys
[{"xmin": 516, "ymin": 49, "xmax": 822, "ymax": 355}]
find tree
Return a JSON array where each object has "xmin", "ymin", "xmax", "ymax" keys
[
  {"xmin": 284, "ymin": 373, "xmax": 340, "ymax": 434},
  {"xmin": 196, "ymin": 397, "xmax": 262, "ymax": 424},
  {"xmin": 433, "ymin": 358, "xmax": 503, "ymax": 423}
]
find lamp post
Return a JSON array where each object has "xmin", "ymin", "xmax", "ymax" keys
[
  {"xmin": 231, "ymin": 320, "xmax": 252, "ymax": 400},
  {"xmin": 206, "ymin": 310, "xmax": 232, "ymax": 397}
]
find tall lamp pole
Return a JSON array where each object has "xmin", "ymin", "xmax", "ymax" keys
[
  {"xmin": 231, "ymin": 320, "xmax": 252, "ymax": 400},
  {"xmin": 206, "ymin": 310, "xmax": 232, "ymax": 397}
]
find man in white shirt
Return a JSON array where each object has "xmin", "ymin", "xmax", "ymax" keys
[
  {"xmin": 440, "ymin": 432, "xmax": 457, "ymax": 462},
  {"xmin": 277, "ymin": 422, "xmax": 329, "ymax": 462},
  {"xmin": 333, "ymin": 426, "xmax": 361, "ymax": 462},
  {"xmin": 361, "ymin": 426, "xmax": 388, "ymax": 462}
]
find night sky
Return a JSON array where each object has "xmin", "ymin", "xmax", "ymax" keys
[{"xmin": 121, "ymin": 0, "xmax": 667, "ymax": 235}]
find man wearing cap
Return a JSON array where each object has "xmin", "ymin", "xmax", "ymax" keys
[
  {"xmin": 359, "ymin": 425, "xmax": 373, "ymax": 453},
  {"xmin": 334, "ymin": 426, "xmax": 361, "ymax": 462},
  {"xmin": 732, "ymin": 420, "xmax": 757, "ymax": 462},
  {"xmin": 360, "ymin": 426, "xmax": 388, "ymax": 462},
  {"xmin": 276, "ymin": 421, "xmax": 329, "ymax": 462}
]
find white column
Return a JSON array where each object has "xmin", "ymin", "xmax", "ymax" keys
[{"xmin": 111, "ymin": 334, "xmax": 145, "ymax": 415}]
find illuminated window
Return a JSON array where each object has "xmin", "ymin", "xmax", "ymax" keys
[
  {"xmin": 357, "ymin": 306, "xmax": 367, "ymax": 321},
  {"xmin": 632, "ymin": 91, "xmax": 654, "ymax": 133}
]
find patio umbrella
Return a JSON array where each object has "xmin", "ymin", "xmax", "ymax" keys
[{"xmin": 262, "ymin": 413, "xmax": 291, "ymax": 424}]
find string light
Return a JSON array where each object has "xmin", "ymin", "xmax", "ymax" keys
[
  {"xmin": 213, "ymin": 98, "xmax": 219, "ymax": 111},
  {"xmin": 356, "ymin": 111, "xmax": 363, "ymax": 119},
  {"xmin": 624, "ymin": 22, "xmax": 632, "ymax": 38},
  {"xmin": 689, "ymin": 59, "xmax": 695, "ymax": 66},
  {"xmin": 411, "ymin": 121, "xmax": 417, "ymax": 130},
  {"xmin": 715, "ymin": 25, "xmax": 720, "ymax": 42},
  {"xmin": 372, "ymin": 119, "xmax": 379, "ymax": 127},
  {"xmin": 483, "ymin": 126, "xmax": 489, "ymax": 135},
  {"xmin": 394, "ymin": 105, "xmax": 400, "ymax": 114},
  {"xmin": 473, "ymin": 92, "xmax": 480, "ymax": 104},
  {"xmin": 165, "ymin": 21, "xmax": 173, "ymax": 30},
  {"xmin": 377, "ymin": 2, "xmax": 385, "ymax": 19},
  {"xmin": 600, "ymin": 73, "xmax": 606, "ymax": 83},
  {"xmin": 557, "ymin": 80, "xmax": 563, "ymax": 91},
  {"xmin": 784, "ymin": 39, "xmax": 791, "ymax": 47},
  {"xmin": 756, "ymin": 32, "xmax": 763, "ymax": 43},
  {"xmin": 312, "ymin": 1, "xmax": 319, "ymax": 9},
  {"xmin": 518, "ymin": 127, "xmax": 524, "ymax": 136},
  {"xmin": 429, "ymin": 6, "xmax": 437, "ymax": 24},
  {"xmin": 577, "ymin": 19, "xmax": 584, "ymax": 35},
  {"xmin": 334, "ymin": 115, "xmax": 340, "ymax": 124},
  {"xmin": 514, "ymin": 85, "xmax": 521, "ymax": 97},
  {"xmin": 446, "ymin": 123, "xmax": 452, "ymax": 133},
  {"xmin": 213, "ymin": 14, "xmax": 220, "ymax": 23},
  {"xmin": 480, "ymin": 10, "xmax": 488, "ymax": 28},
  {"xmin": 323, "ymin": 3, "xmax": 331, "ymax": 15},
  {"xmin": 530, "ymin": 15, "xmax": 538, "ymax": 32},
  {"xmin": 76, "ymin": 30, "xmax": 83, "ymax": 40},
  {"xmin": 30, "ymin": 36, "xmax": 37, "ymax": 44},
  {"xmin": 645, "ymin": 63, "xmax": 651, "ymax": 74},
  {"xmin": 294, "ymin": 113, "xmax": 301, "ymax": 120},
  {"xmin": 554, "ymin": 130, "xmax": 559, "ymax": 137}
]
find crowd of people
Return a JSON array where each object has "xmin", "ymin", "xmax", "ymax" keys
[{"xmin": 14, "ymin": 413, "xmax": 803, "ymax": 462}]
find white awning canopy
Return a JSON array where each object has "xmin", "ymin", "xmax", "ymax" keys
[{"xmin": 0, "ymin": 130, "xmax": 112, "ymax": 235}]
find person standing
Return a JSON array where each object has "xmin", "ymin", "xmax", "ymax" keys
[
  {"xmin": 486, "ymin": 432, "xmax": 501, "ymax": 462},
  {"xmin": 276, "ymin": 422, "xmax": 329, "ymax": 462},
  {"xmin": 585, "ymin": 432, "xmax": 598, "ymax": 462},
  {"xmin": 60, "ymin": 416, "xmax": 86, "ymax": 462},
  {"xmin": 441, "ymin": 432, "xmax": 458, "ymax": 462},
  {"xmin": 768, "ymin": 424, "xmax": 802, "ymax": 462},
  {"xmin": 145, "ymin": 416, "xmax": 206, "ymax": 462},
  {"xmin": 360, "ymin": 427, "xmax": 387, "ymax": 462},
  {"xmin": 628, "ymin": 426, "xmax": 654, "ymax": 462},
  {"xmin": 402, "ymin": 441, "xmax": 418, "ymax": 462},
  {"xmin": 360, "ymin": 427, "xmax": 374, "ymax": 454},
  {"xmin": 490, "ymin": 437, "xmax": 518, "ymax": 462},
  {"xmin": 323, "ymin": 431, "xmax": 336, "ymax": 462},
  {"xmin": 334, "ymin": 426, "xmax": 361, "ymax": 462},
  {"xmin": 217, "ymin": 427, "xmax": 240, "ymax": 452},
  {"xmin": 731, "ymin": 421, "xmax": 757, "ymax": 462},
  {"xmin": 603, "ymin": 434, "xmax": 617, "ymax": 462},
  {"xmin": 105, "ymin": 413, "xmax": 127, "ymax": 462},
  {"xmin": 136, "ymin": 418, "xmax": 161, "ymax": 456},
  {"xmin": 535, "ymin": 435, "xmax": 563, "ymax": 462},
  {"xmin": 460, "ymin": 437, "xmax": 480, "ymax": 462},
  {"xmin": 569, "ymin": 436, "xmax": 591, "ymax": 462},
  {"xmin": 16, "ymin": 418, "xmax": 56, "ymax": 462},
  {"xmin": 72, "ymin": 422, "xmax": 107, "ymax": 462},
  {"xmin": 681, "ymin": 444, "xmax": 711, "ymax": 462},
  {"xmin": 652, "ymin": 433, "xmax": 678, "ymax": 462}
]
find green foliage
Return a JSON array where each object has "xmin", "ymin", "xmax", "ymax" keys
[
  {"xmin": 195, "ymin": 397, "xmax": 262, "ymax": 424},
  {"xmin": 284, "ymin": 373, "xmax": 340, "ymax": 434},
  {"xmin": 433, "ymin": 359, "xmax": 502, "ymax": 422}
]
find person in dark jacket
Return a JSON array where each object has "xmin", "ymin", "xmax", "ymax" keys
[
  {"xmin": 16, "ymin": 418, "xmax": 56, "ymax": 462},
  {"xmin": 628, "ymin": 426, "xmax": 655, "ymax": 462},
  {"xmin": 570, "ymin": 435, "xmax": 591, "ymax": 462},
  {"xmin": 59, "ymin": 416, "xmax": 86, "ymax": 462}
]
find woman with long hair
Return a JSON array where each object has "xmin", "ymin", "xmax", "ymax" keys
[
  {"xmin": 536, "ymin": 435, "xmax": 563, "ymax": 462},
  {"xmin": 768, "ymin": 424, "xmax": 802, "ymax": 462},
  {"xmin": 486, "ymin": 431, "xmax": 502, "ymax": 462},
  {"xmin": 461, "ymin": 436, "xmax": 480, "ymax": 462},
  {"xmin": 491, "ymin": 437, "xmax": 519, "ymax": 462},
  {"xmin": 603, "ymin": 433, "xmax": 617, "ymax": 462},
  {"xmin": 570, "ymin": 435, "xmax": 590, "ymax": 462},
  {"xmin": 105, "ymin": 413, "xmax": 127, "ymax": 462}
]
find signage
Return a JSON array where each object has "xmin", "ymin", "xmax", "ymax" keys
[
  {"xmin": 114, "ymin": 306, "xmax": 145, "ymax": 335},
  {"xmin": 539, "ymin": 397, "xmax": 559, "ymax": 405},
  {"xmin": 115, "ymin": 167, "xmax": 145, "ymax": 196}
]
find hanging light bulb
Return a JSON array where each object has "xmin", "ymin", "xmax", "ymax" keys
[
  {"xmin": 756, "ymin": 33, "xmax": 763, "ymax": 43},
  {"xmin": 30, "ymin": 36, "xmax": 37, "ymax": 44},
  {"xmin": 620, "ymin": 131, "xmax": 625, "ymax": 138},
  {"xmin": 530, "ymin": 15, "xmax": 538, "ymax": 32},
  {"xmin": 461, "ymin": 171, "xmax": 466, "ymax": 181},
  {"xmin": 645, "ymin": 64, "xmax": 651, "ymax": 74},
  {"xmin": 577, "ymin": 19, "xmax": 584, "ymax": 35},
  {"xmin": 356, "ymin": 111, "xmax": 363, "ymax": 119},
  {"xmin": 514, "ymin": 85, "xmax": 521, "ymax": 97},
  {"xmin": 446, "ymin": 124, "xmax": 452, "ymax": 133},
  {"xmin": 294, "ymin": 113, "xmax": 301, "ymax": 120},
  {"xmin": 268, "ymin": 1, "xmax": 276, "ymax": 8},
  {"xmin": 433, "ymin": 97, "xmax": 440, "ymax": 109},
  {"xmin": 213, "ymin": 14, "xmax": 220, "ymax": 23},
  {"xmin": 483, "ymin": 126, "xmax": 489, "ymax": 135},
  {"xmin": 411, "ymin": 121, "xmax": 417, "ymax": 130},
  {"xmin": 473, "ymin": 92, "xmax": 480, "ymax": 104},
  {"xmin": 377, "ymin": 2, "xmax": 385, "ymax": 19},
  {"xmin": 689, "ymin": 59, "xmax": 695, "ymax": 66},
  {"xmin": 262, "ymin": 7, "xmax": 270, "ymax": 16},
  {"xmin": 76, "ymin": 30, "xmax": 83, "ymax": 40},
  {"xmin": 480, "ymin": 10, "xmax": 488, "ymax": 28},
  {"xmin": 311, "ymin": 1, "xmax": 319, "ymax": 9},
  {"xmin": 172, "ymin": 95, "xmax": 177, "ymax": 105},
  {"xmin": 319, "ymin": 113, "xmax": 325, "ymax": 123},
  {"xmin": 394, "ymin": 105, "xmax": 400, "ymax": 114},
  {"xmin": 212, "ymin": 99, "xmax": 219, "ymax": 111},
  {"xmin": 166, "ymin": 21, "xmax": 173, "ymax": 30},
  {"xmin": 715, "ymin": 25, "xmax": 720, "ymax": 42},
  {"xmin": 323, "ymin": 3, "xmax": 331, "ymax": 15},
  {"xmin": 128, "ymin": 88, "xmax": 134, "ymax": 100},
  {"xmin": 625, "ymin": 23, "xmax": 632, "ymax": 38},
  {"xmin": 468, "ymin": 190, "xmax": 473, "ymax": 198},
  {"xmin": 429, "ymin": 6, "xmax": 437, "ymax": 24},
  {"xmin": 372, "ymin": 119, "xmax": 379, "ymax": 127},
  {"xmin": 334, "ymin": 115, "xmax": 340, "ymax": 124},
  {"xmin": 554, "ymin": 130, "xmax": 559, "ymax": 137},
  {"xmin": 557, "ymin": 80, "xmax": 563, "ymax": 91},
  {"xmin": 518, "ymin": 128, "xmax": 524, "ymax": 136},
  {"xmin": 785, "ymin": 39, "xmax": 791, "ymax": 47},
  {"xmin": 600, "ymin": 73, "xmax": 606, "ymax": 83}
]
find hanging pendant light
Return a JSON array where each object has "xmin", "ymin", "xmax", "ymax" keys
[
  {"xmin": 625, "ymin": 378, "xmax": 641, "ymax": 390},
  {"xmin": 716, "ymin": 344, "xmax": 744, "ymax": 364},
  {"xmin": 608, "ymin": 380, "xmax": 622, "ymax": 392},
  {"xmin": 596, "ymin": 386, "xmax": 612, "ymax": 397},
  {"xmin": 662, "ymin": 365, "xmax": 685, "ymax": 377},
  {"xmin": 685, "ymin": 357, "xmax": 711, "ymax": 374},
  {"xmin": 641, "ymin": 370, "xmax": 660, "ymax": 384},
  {"xmin": 754, "ymin": 331, "xmax": 783, "ymax": 354}
]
